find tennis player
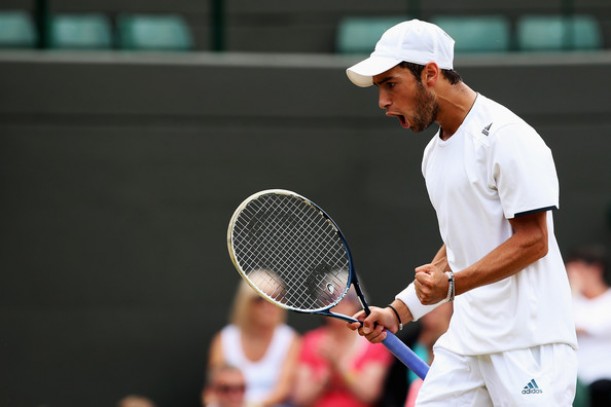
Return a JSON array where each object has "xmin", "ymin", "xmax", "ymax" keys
[{"xmin": 345, "ymin": 20, "xmax": 578, "ymax": 405}]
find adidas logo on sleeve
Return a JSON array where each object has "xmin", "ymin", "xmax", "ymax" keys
[
  {"xmin": 522, "ymin": 379, "xmax": 543, "ymax": 395},
  {"xmin": 481, "ymin": 122, "xmax": 493, "ymax": 136}
]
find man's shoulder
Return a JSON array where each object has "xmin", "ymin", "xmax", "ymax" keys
[
  {"xmin": 471, "ymin": 94, "xmax": 526, "ymax": 135},
  {"xmin": 476, "ymin": 94, "xmax": 518, "ymax": 117},
  {"xmin": 467, "ymin": 94, "xmax": 541, "ymax": 150}
]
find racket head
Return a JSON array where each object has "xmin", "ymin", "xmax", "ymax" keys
[{"xmin": 227, "ymin": 189, "xmax": 354, "ymax": 314}]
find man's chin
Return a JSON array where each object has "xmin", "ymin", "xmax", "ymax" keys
[{"xmin": 409, "ymin": 122, "xmax": 432, "ymax": 133}]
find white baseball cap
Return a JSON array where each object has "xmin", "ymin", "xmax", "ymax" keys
[{"xmin": 346, "ymin": 19, "xmax": 455, "ymax": 87}]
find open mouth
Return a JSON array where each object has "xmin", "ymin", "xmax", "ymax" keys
[{"xmin": 387, "ymin": 112, "xmax": 410, "ymax": 129}]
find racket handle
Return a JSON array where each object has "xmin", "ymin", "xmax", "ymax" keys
[{"xmin": 382, "ymin": 331, "xmax": 430, "ymax": 380}]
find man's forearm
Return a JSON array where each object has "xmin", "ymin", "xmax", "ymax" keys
[{"xmin": 454, "ymin": 212, "xmax": 548, "ymax": 296}]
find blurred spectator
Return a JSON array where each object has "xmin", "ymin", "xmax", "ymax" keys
[
  {"xmin": 208, "ymin": 272, "xmax": 300, "ymax": 407},
  {"xmin": 566, "ymin": 244, "xmax": 611, "ymax": 406},
  {"xmin": 292, "ymin": 288, "xmax": 392, "ymax": 407},
  {"xmin": 202, "ymin": 364, "xmax": 247, "ymax": 407},
  {"xmin": 404, "ymin": 301, "xmax": 453, "ymax": 407},
  {"xmin": 117, "ymin": 394, "xmax": 156, "ymax": 407}
]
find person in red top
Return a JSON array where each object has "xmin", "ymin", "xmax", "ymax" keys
[{"xmin": 292, "ymin": 288, "xmax": 392, "ymax": 407}]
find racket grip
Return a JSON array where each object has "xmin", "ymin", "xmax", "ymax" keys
[{"xmin": 382, "ymin": 331, "xmax": 430, "ymax": 380}]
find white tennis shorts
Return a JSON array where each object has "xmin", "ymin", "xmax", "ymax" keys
[{"xmin": 416, "ymin": 343, "xmax": 577, "ymax": 406}]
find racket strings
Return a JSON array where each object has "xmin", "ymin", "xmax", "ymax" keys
[{"xmin": 231, "ymin": 193, "xmax": 350, "ymax": 311}]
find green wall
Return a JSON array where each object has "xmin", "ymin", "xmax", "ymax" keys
[{"xmin": 0, "ymin": 51, "xmax": 610, "ymax": 407}]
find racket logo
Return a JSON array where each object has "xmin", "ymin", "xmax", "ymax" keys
[{"xmin": 306, "ymin": 263, "xmax": 341, "ymax": 302}]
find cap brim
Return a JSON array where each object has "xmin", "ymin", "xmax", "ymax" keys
[{"xmin": 346, "ymin": 56, "xmax": 402, "ymax": 87}]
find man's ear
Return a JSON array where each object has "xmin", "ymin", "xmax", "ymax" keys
[{"xmin": 422, "ymin": 62, "xmax": 440, "ymax": 87}]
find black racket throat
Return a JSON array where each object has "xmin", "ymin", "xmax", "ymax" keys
[{"xmin": 352, "ymin": 279, "xmax": 372, "ymax": 316}]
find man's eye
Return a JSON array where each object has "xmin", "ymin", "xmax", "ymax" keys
[{"xmin": 387, "ymin": 82, "xmax": 396, "ymax": 89}]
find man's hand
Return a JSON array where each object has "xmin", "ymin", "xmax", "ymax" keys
[
  {"xmin": 414, "ymin": 263, "xmax": 449, "ymax": 305},
  {"xmin": 346, "ymin": 306, "xmax": 397, "ymax": 343}
]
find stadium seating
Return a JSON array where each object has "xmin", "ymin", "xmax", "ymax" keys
[
  {"xmin": 49, "ymin": 14, "xmax": 113, "ymax": 49},
  {"xmin": 0, "ymin": 10, "xmax": 37, "ymax": 48},
  {"xmin": 516, "ymin": 15, "xmax": 603, "ymax": 51},
  {"xmin": 116, "ymin": 14, "xmax": 194, "ymax": 51},
  {"xmin": 335, "ymin": 16, "xmax": 407, "ymax": 54},
  {"xmin": 431, "ymin": 15, "xmax": 511, "ymax": 53}
]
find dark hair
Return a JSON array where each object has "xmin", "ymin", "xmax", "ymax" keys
[
  {"xmin": 566, "ymin": 244, "xmax": 610, "ymax": 284},
  {"xmin": 398, "ymin": 61, "xmax": 462, "ymax": 85}
]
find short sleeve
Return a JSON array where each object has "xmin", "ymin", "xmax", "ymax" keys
[{"xmin": 489, "ymin": 122, "xmax": 559, "ymax": 219}]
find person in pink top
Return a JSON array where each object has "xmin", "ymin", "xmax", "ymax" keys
[{"xmin": 292, "ymin": 288, "xmax": 392, "ymax": 407}]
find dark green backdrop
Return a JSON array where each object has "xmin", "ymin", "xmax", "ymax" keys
[{"xmin": 0, "ymin": 51, "xmax": 610, "ymax": 407}]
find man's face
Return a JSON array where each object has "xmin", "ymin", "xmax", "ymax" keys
[{"xmin": 373, "ymin": 64, "xmax": 438, "ymax": 133}]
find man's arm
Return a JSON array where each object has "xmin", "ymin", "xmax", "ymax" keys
[
  {"xmin": 415, "ymin": 211, "xmax": 549, "ymax": 304},
  {"xmin": 350, "ymin": 211, "xmax": 548, "ymax": 341}
]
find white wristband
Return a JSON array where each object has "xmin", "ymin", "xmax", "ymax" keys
[{"xmin": 395, "ymin": 283, "xmax": 439, "ymax": 321}]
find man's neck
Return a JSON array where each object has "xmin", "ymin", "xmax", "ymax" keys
[{"xmin": 437, "ymin": 83, "xmax": 478, "ymax": 140}]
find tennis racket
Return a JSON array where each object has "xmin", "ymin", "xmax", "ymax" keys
[{"xmin": 226, "ymin": 189, "xmax": 429, "ymax": 379}]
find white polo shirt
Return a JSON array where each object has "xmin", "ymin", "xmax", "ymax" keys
[{"xmin": 402, "ymin": 94, "xmax": 577, "ymax": 355}]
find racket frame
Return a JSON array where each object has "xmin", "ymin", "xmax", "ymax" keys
[{"xmin": 227, "ymin": 189, "xmax": 430, "ymax": 379}]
